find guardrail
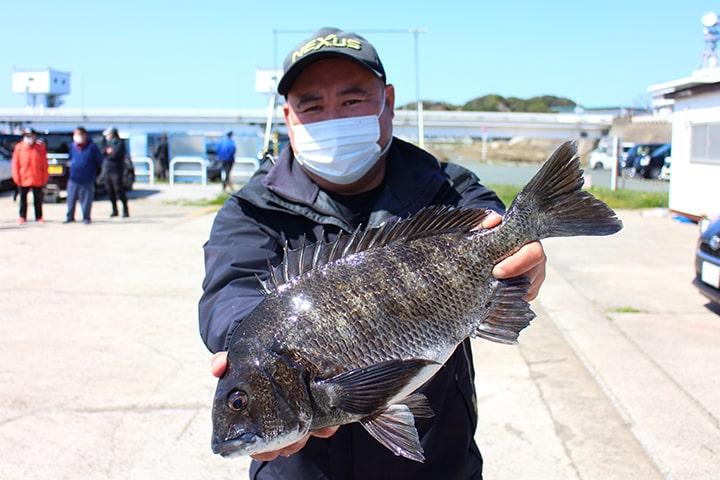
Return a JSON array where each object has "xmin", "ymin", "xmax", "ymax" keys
[
  {"xmin": 229, "ymin": 157, "xmax": 260, "ymax": 183},
  {"xmin": 169, "ymin": 156, "xmax": 207, "ymax": 186},
  {"xmin": 132, "ymin": 156, "xmax": 154, "ymax": 186}
]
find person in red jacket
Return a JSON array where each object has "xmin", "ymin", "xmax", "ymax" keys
[{"xmin": 12, "ymin": 128, "xmax": 48, "ymax": 224}]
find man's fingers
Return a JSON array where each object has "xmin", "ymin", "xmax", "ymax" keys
[
  {"xmin": 311, "ymin": 426, "xmax": 339, "ymax": 438},
  {"xmin": 249, "ymin": 426, "xmax": 340, "ymax": 462},
  {"xmin": 250, "ymin": 435, "xmax": 311, "ymax": 462},
  {"xmin": 492, "ymin": 241, "xmax": 545, "ymax": 279},
  {"xmin": 211, "ymin": 351, "xmax": 228, "ymax": 378},
  {"xmin": 479, "ymin": 211, "xmax": 502, "ymax": 230},
  {"xmin": 492, "ymin": 241, "xmax": 547, "ymax": 301}
]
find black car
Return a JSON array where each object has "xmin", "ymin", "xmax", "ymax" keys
[
  {"xmin": 621, "ymin": 143, "xmax": 666, "ymax": 177},
  {"xmin": 634, "ymin": 143, "xmax": 671, "ymax": 179},
  {"xmin": 42, "ymin": 131, "xmax": 135, "ymax": 202},
  {"xmin": 694, "ymin": 217, "xmax": 720, "ymax": 306}
]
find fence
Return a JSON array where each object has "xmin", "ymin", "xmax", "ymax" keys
[
  {"xmin": 169, "ymin": 157, "xmax": 207, "ymax": 186},
  {"xmin": 132, "ymin": 156, "xmax": 154, "ymax": 186}
]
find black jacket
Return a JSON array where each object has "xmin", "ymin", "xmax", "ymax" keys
[
  {"xmin": 103, "ymin": 138, "xmax": 127, "ymax": 173},
  {"xmin": 199, "ymin": 137, "xmax": 505, "ymax": 480}
]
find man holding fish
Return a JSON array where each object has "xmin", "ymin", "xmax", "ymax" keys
[{"xmin": 200, "ymin": 27, "xmax": 548, "ymax": 480}]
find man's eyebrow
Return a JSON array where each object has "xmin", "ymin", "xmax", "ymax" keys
[
  {"xmin": 294, "ymin": 85, "xmax": 377, "ymax": 108},
  {"xmin": 337, "ymin": 86, "xmax": 372, "ymax": 97},
  {"xmin": 295, "ymin": 92, "xmax": 323, "ymax": 109}
]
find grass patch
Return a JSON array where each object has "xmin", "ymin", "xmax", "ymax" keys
[
  {"xmin": 164, "ymin": 192, "xmax": 230, "ymax": 207},
  {"xmin": 487, "ymin": 184, "xmax": 668, "ymax": 210},
  {"xmin": 608, "ymin": 306, "xmax": 646, "ymax": 314},
  {"xmin": 176, "ymin": 182, "xmax": 667, "ymax": 212}
]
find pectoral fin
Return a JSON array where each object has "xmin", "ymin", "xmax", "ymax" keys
[{"xmin": 312, "ymin": 359, "xmax": 437, "ymax": 415}]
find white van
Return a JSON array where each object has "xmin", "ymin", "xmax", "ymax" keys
[{"xmin": 588, "ymin": 142, "xmax": 634, "ymax": 170}]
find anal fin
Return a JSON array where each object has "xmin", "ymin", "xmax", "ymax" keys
[{"xmin": 475, "ymin": 275, "xmax": 536, "ymax": 345}]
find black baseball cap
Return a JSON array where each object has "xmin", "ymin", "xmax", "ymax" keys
[
  {"xmin": 277, "ymin": 27, "xmax": 386, "ymax": 96},
  {"xmin": 22, "ymin": 127, "xmax": 36, "ymax": 136}
]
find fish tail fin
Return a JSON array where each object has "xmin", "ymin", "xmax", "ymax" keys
[{"xmin": 507, "ymin": 141, "xmax": 623, "ymax": 239}]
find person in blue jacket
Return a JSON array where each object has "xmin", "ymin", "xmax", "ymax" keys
[
  {"xmin": 216, "ymin": 131, "xmax": 236, "ymax": 192},
  {"xmin": 199, "ymin": 27, "xmax": 547, "ymax": 480},
  {"xmin": 64, "ymin": 127, "xmax": 103, "ymax": 224}
]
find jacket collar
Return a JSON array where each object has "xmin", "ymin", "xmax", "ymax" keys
[{"xmin": 259, "ymin": 137, "xmax": 452, "ymax": 227}]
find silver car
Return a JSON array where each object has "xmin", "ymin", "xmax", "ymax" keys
[{"xmin": 0, "ymin": 145, "xmax": 14, "ymax": 191}]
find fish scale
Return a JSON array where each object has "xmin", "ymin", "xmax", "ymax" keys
[
  {"xmin": 211, "ymin": 141, "xmax": 623, "ymax": 462},
  {"xmin": 277, "ymin": 235, "xmax": 483, "ymax": 368}
]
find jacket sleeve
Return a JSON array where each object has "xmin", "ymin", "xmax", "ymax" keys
[
  {"xmin": 105, "ymin": 140, "xmax": 126, "ymax": 163},
  {"xmin": 11, "ymin": 144, "xmax": 20, "ymax": 185},
  {"xmin": 93, "ymin": 145, "xmax": 104, "ymax": 171},
  {"xmin": 39, "ymin": 143, "xmax": 49, "ymax": 186},
  {"xmin": 441, "ymin": 162, "xmax": 506, "ymax": 214},
  {"xmin": 198, "ymin": 197, "xmax": 282, "ymax": 353}
]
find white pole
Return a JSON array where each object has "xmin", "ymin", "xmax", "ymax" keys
[
  {"xmin": 412, "ymin": 29, "xmax": 424, "ymax": 149},
  {"xmin": 611, "ymin": 135, "xmax": 619, "ymax": 191}
]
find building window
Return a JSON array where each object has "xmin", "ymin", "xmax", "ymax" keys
[{"xmin": 691, "ymin": 123, "xmax": 720, "ymax": 164}]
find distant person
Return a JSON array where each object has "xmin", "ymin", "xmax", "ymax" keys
[
  {"xmin": 12, "ymin": 127, "xmax": 48, "ymax": 224},
  {"xmin": 216, "ymin": 131, "xmax": 236, "ymax": 192},
  {"xmin": 102, "ymin": 127, "xmax": 130, "ymax": 218},
  {"xmin": 65, "ymin": 127, "xmax": 103, "ymax": 224},
  {"xmin": 153, "ymin": 133, "xmax": 169, "ymax": 180}
]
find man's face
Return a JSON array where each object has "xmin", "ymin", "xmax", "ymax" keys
[{"xmin": 283, "ymin": 57, "xmax": 394, "ymax": 155}]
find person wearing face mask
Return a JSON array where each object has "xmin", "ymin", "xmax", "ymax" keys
[
  {"xmin": 102, "ymin": 127, "xmax": 129, "ymax": 218},
  {"xmin": 12, "ymin": 128, "xmax": 48, "ymax": 224},
  {"xmin": 199, "ymin": 27, "xmax": 547, "ymax": 480},
  {"xmin": 64, "ymin": 127, "xmax": 103, "ymax": 224}
]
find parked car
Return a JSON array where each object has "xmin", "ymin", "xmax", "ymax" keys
[
  {"xmin": 693, "ymin": 217, "xmax": 720, "ymax": 306},
  {"xmin": 588, "ymin": 143, "xmax": 634, "ymax": 170},
  {"xmin": 203, "ymin": 139, "xmax": 225, "ymax": 181},
  {"xmin": 621, "ymin": 143, "xmax": 666, "ymax": 177},
  {"xmin": 660, "ymin": 159, "xmax": 671, "ymax": 180},
  {"xmin": 0, "ymin": 144, "xmax": 14, "ymax": 191},
  {"xmin": 635, "ymin": 143, "xmax": 671, "ymax": 179}
]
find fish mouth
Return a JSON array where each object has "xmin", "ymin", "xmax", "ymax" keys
[{"xmin": 212, "ymin": 432, "xmax": 260, "ymax": 457}]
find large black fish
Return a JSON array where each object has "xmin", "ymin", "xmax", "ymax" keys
[{"xmin": 211, "ymin": 141, "xmax": 622, "ymax": 462}]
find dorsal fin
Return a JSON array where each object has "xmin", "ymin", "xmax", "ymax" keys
[{"xmin": 260, "ymin": 206, "xmax": 492, "ymax": 292}]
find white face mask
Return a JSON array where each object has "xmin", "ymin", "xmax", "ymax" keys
[
  {"xmin": 291, "ymin": 93, "xmax": 391, "ymax": 185},
  {"xmin": 73, "ymin": 134, "xmax": 84, "ymax": 144},
  {"xmin": 23, "ymin": 136, "xmax": 35, "ymax": 145}
]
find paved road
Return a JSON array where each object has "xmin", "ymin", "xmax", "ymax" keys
[
  {"xmin": 451, "ymin": 157, "xmax": 670, "ymax": 193},
  {"xmin": 0, "ymin": 183, "xmax": 717, "ymax": 479}
]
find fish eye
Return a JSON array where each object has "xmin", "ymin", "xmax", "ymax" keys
[{"xmin": 227, "ymin": 390, "xmax": 249, "ymax": 412}]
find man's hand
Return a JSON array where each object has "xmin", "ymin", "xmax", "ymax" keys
[
  {"xmin": 480, "ymin": 211, "xmax": 547, "ymax": 301},
  {"xmin": 209, "ymin": 352, "xmax": 339, "ymax": 461}
]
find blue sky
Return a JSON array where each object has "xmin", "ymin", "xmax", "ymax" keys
[{"xmin": 1, "ymin": 1, "xmax": 717, "ymax": 111}]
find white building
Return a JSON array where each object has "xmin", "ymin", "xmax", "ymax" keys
[{"xmin": 649, "ymin": 69, "xmax": 720, "ymax": 219}]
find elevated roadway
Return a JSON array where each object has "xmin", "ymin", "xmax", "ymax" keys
[{"xmin": 0, "ymin": 107, "xmax": 613, "ymax": 141}]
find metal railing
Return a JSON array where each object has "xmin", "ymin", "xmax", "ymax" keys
[
  {"xmin": 229, "ymin": 157, "xmax": 260, "ymax": 183},
  {"xmin": 169, "ymin": 156, "xmax": 207, "ymax": 186},
  {"xmin": 132, "ymin": 156, "xmax": 154, "ymax": 186}
]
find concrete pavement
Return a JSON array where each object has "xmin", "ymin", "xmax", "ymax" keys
[{"xmin": 0, "ymin": 183, "xmax": 717, "ymax": 479}]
